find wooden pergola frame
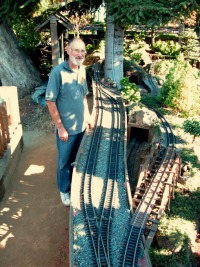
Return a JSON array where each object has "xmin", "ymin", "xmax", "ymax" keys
[{"xmin": 35, "ymin": 12, "xmax": 73, "ymax": 67}]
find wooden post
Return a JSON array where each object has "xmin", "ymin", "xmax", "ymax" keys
[
  {"xmin": 0, "ymin": 101, "xmax": 11, "ymax": 157},
  {"xmin": 60, "ymin": 33, "xmax": 64, "ymax": 62},
  {"xmin": 0, "ymin": 130, "xmax": 3, "ymax": 157},
  {"xmin": 2, "ymin": 101, "xmax": 10, "ymax": 143},
  {"xmin": 50, "ymin": 15, "xmax": 59, "ymax": 67}
]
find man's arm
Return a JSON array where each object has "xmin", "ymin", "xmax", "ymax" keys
[{"xmin": 46, "ymin": 100, "xmax": 68, "ymax": 141}]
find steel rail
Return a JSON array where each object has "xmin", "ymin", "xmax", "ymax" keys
[
  {"xmin": 121, "ymin": 110, "xmax": 176, "ymax": 267},
  {"xmin": 98, "ymin": 87, "xmax": 121, "ymax": 267},
  {"xmin": 86, "ymin": 63, "xmax": 177, "ymax": 267},
  {"xmin": 81, "ymin": 64, "xmax": 123, "ymax": 266}
]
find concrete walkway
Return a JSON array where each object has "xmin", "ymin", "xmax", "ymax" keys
[{"xmin": 0, "ymin": 131, "xmax": 70, "ymax": 267}]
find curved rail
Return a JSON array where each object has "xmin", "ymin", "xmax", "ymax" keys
[{"xmin": 120, "ymin": 99, "xmax": 177, "ymax": 266}]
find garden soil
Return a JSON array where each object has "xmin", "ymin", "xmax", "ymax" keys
[{"xmin": 0, "ymin": 130, "xmax": 70, "ymax": 267}]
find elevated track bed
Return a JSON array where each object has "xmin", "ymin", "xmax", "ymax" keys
[{"xmin": 69, "ymin": 67, "xmax": 180, "ymax": 267}]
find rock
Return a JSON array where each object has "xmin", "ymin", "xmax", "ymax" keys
[
  {"xmin": 138, "ymin": 88, "xmax": 149, "ymax": 95},
  {"xmin": 128, "ymin": 103, "xmax": 159, "ymax": 127}
]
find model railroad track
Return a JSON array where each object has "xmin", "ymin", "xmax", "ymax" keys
[
  {"xmin": 133, "ymin": 72, "xmax": 181, "ymax": 249},
  {"xmin": 120, "ymin": 108, "xmax": 177, "ymax": 266},
  {"xmin": 80, "ymin": 65, "xmax": 125, "ymax": 266},
  {"xmin": 75, "ymin": 62, "xmax": 179, "ymax": 266}
]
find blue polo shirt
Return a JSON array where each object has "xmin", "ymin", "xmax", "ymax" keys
[{"xmin": 45, "ymin": 61, "xmax": 88, "ymax": 135}]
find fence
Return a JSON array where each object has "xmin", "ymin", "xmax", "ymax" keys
[
  {"xmin": 0, "ymin": 86, "xmax": 23, "ymax": 200},
  {"xmin": 0, "ymin": 86, "xmax": 22, "ymax": 158}
]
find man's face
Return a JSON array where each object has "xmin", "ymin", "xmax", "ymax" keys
[{"xmin": 67, "ymin": 41, "xmax": 86, "ymax": 66}]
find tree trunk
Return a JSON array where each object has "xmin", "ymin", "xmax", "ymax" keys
[
  {"xmin": 104, "ymin": 1, "xmax": 115, "ymax": 81},
  {"xmin": 0, "ymin": 20, "xmax": 41, "ymax": 97},
  {"xmin": 192, "ymin": 135, "xmax": 196, "ymax": 143},
  {"xmin": 113, "ymin": 25, "xmax": 124, "ymax": 88}
]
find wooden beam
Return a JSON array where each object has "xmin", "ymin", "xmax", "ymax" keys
[
  {"xmin": 50, "ymin": 16, "xmax": 59, "ymax": 67},
  {"xmin": 0, "ymin": 106, "xmax": 7, "ymax": 153}
]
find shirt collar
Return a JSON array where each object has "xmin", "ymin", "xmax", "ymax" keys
[
  {"xmin": 63, "ymin": 60, "xmax": 81, "ymax": 72},
  {"xmin": 63, "ymin": 60, "xmax": 72, "ymax": 72}
]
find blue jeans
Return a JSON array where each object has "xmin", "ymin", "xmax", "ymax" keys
[{"xmin": 56, "ymin": 130, "xmax": 85, "ymax": 193}]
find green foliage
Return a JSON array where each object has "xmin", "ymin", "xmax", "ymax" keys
[
  {"xmin": 130, "ymin": 52, "xmax": 142, "ymax": 64},
  {"xmin": 66, "ymin": 0, "xmax": 103, "ymax": 17},
  {"xmin": 183, "ymin": 118, "xmax": 200, "ymax": 143},
  {"xmin": 109, "ymin": 1, "xmax": 173, "ymax": 28},
  {"xmin": 179, "ymin": 28, "xmax": 199, "ymax": 58},
  {"xmin": 153, "ymin": 60, "xmax": 174, "ymax": 77},
  {"xmin": 150, "ymin": 234, "xmax": 192, "ymax": 267},
  {"xmin": 159, "ymin": 55, "xmax": 200, "ymax": 116},
  {"xmin": 156, "ymin": 33, "xmax": 179, "ymax": 41},
  {"xmin": 170, "ymin": 189, "xmax": 200, "ymax": 220},
  {"xmin": 123, "ymin": 41, "xmax": 144, "ymax": 59},
  {"xmin": 151, "ymin": 40, "xmax": 181, "ymax": 56},
  {"xmin": 10, "ymin": 14, "xmax": 41, "ymax": 53},
  {"xmin": 0, "ymin": 0, "xmax": 41, "ymax": 19},
  {"xmin": 132, "ymin": 32, "xmax": 145, "ymax": 43},
  {"xmin": 109, "ymin": 0, "xmax": 200, "ymax": 33},
  {"xmin": 181, "ymin": 147, "xmax": 200, "ymax": 175},
  {"xmin": 86, "ymin": 44, "xmax": 94, "ymax": 54},
  {"xmin": 6, "ymin": 1, "xmax": 60, "ymax": 78},
  {"xmin": 120, "ymin": 77, "xmax": 140, "ymax": 104},
  {"xmin": 141, "ymin": 95, "xmax": 161, "ymax": 109},
  {"xmin": 150, "ymin": 185, "xmax": 200, "ymax": 266}
]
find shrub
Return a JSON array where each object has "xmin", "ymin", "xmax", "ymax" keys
[
  {"xmin": 132, "ymin": 32, "xmax": 145, "ymax": 43},
  {"xmin": 86, "ymin": 44, "xmax": 94, "ymax": 54},
  {"xmin": 11, "ymin": 14, "xmax": 41, "ymax": 54},
  {"xmin": 130, "ymin": 52, "xmax": 142, "ymax": 64},
  {"xmin": 179, "ymin": 29, "xmax": 199, "ymax": 58},
  {"xmin": 159, "ymin": 55, "xmax": 200, "ymax": 116},
  {"xmin": 153, "ymin": 60, "xmax": 174, "ymax": 77},
  {"xmin": 141, "ymin": 95, "xmax": 161, "ymax": 109},
  {"xmin": 183, "ymin": 118, "xmax": 200, "ymax": 143},
  {"xmin": 120, "ymin": 77, "xmax": 140, "ymax": 104},
  {"xmin": 151, "ymin": 40, "xmax": 181, "ymax": 56}
]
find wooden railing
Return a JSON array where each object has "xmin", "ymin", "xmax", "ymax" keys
[{"xmin": 0, "ymin": 100, "xmax": 10, "ymax": 157}]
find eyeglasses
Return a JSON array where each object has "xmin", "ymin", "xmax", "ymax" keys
[{"xmin": 70, "ymin": 48, "xmax": 87, "ymax": 54}]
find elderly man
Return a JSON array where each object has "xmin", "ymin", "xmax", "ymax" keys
[{"xmin": 46, "ymin": 38, "xmax": 91, "ymax": 206}]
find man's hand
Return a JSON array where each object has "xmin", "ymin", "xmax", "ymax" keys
[
  {"xmin": 86, "ymin": 119, "xmax": 94, "ymax": 135},
  {"xmin": 46, "ymin": 101, "xmax": 68, "ymax": 142},
  {"xmin": 87, "ymin": 121, "xmax": 93, "ymax": 129},
  {"xmin": 58, "ymin": 126, "xmax": 68, "ymax": 142}
]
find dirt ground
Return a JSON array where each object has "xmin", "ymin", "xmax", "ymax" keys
[
  {"xmin": 0, "ymin": 131, "xmax": 70, "ymax": 267},
  {"xmin": 0, "ymin": 93, "xmax": 94, "ymax": 267}
]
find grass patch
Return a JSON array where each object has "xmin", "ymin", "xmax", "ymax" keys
[
  {"xmin": 170, "ymin": 188, "xmax": 200, "ymax": 221},
  {"xmin": 149, "ymin": 237, "xmax": 194, "ymax": 267},
  {"xmin": 181, "ymin": 147, "xmax": 200, "ymax": 171}
]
